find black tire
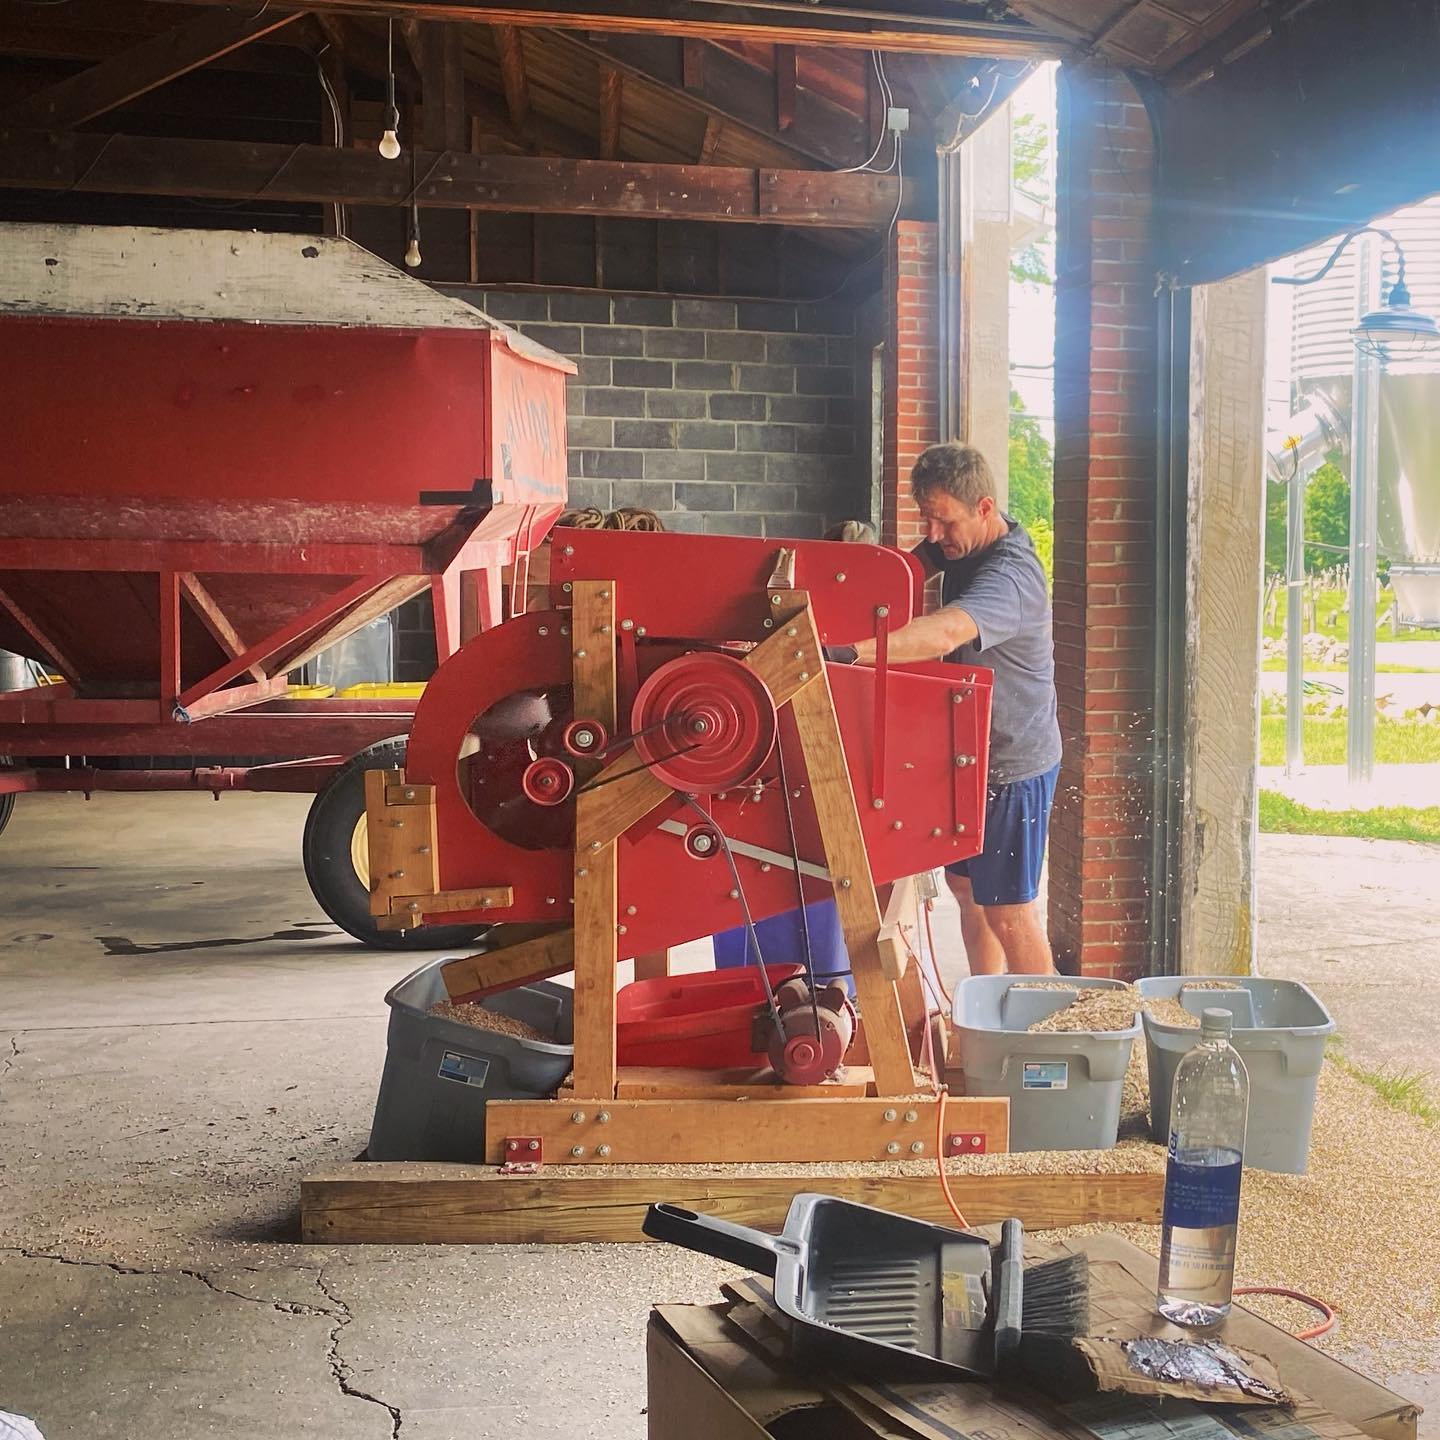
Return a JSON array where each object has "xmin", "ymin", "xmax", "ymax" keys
[
  {"xmin": 302, "ymin": 737, "xmax": 487, "ymax": 951},
  {"xmin": 0, "ymin": 757, "xmax": 14, "ymax": 838}
]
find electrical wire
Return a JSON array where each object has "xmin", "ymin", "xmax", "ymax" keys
[
  {"xmin": 315, "ymin": 43, "xmax": 347, "ymax": 239},
  {"xmin": 835, "ymin": 52, "xmax": 896, "ymax": 174}
]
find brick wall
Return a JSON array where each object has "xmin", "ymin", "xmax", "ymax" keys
[
  {"xmin": 880, "ymin": 222, "xmax": 940, "ymax": 548},
  {"xmin": 469, "ymin": 289, "xmax": 866, "ymax": 539},
  {"xmin": 1049, "ymin": 64, "xmax": 1159, "ymax": 981}
]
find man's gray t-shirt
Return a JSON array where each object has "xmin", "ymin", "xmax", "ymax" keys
[{"xmin": 917, "ymin": 518, "xmax": 1061, "ymax": 785}]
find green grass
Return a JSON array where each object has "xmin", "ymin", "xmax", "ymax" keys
[
  {"xmin": 1259, "ymin": 715, "xmax": 1440, "ymax": 766},
  {"xmin": 1264, "ymin": 587, "xmax": 1436, "ymax": 644},
  {"xmin": 1327, "ymin": 1041, "xmax": 1440, "ymax": 1125},
  {"xmin": 1260, "ymin": 657, "xmax": 1434, "ymax": 673},
  {"xmin": 1259, "ymin": 789, "xmax": 1440, "ymax": 843}
]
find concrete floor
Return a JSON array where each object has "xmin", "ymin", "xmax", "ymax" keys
[{"xmin": 2, "ymin": 792, "xmax": 1437, "ymax": 1436}]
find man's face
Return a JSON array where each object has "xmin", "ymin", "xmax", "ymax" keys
[{"xmin": 918, "ymin": 489, "xmax": 994, "ymax": 560}]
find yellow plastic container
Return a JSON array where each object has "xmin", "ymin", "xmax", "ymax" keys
[
  {"xmin": 338, "ymin": 682, "xmax": 428, "ymax": 699},
  {"xmin": 287, "ymin": 684, "xmax": 336, "ymax": 699}
]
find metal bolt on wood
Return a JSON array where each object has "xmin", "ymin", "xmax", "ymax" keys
[
  {"xmin": 571, "ymin": 1146, "xmax": 585, "ymax": 1157},
  {"xmin": 910, "ymin": 1141, "xmax": 925, "ymax": 1154},
  {"xmin": 786, "ymin": 627, "xmax": 797, "ymax": 637},
  {"xmin": 885, "ymin": 1141, "xmax": 900, "ymax": 1154},
  {"xmin": 904, "ymin": 1110, "xmax": 918, "ymax": 1123},
  {"xmin": 596, "ymin": 1144, "xmax": 611, "ymax": 1157},
  {"xmin": 571, "ymin": 1111, "xmax": 586, "ymax": 1123},
  {"xmin": 883, "ymin": 1108, "xmax": 897, "ymax": 1122},
  {"xmin": 597, "ymin": 1111, "xmax": 610, "ymax": 1124}
]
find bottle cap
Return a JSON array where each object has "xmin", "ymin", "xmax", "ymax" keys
[{"xmin": 1200, "ymin": 1007, "xmax": 1233, "ymax": 1038}]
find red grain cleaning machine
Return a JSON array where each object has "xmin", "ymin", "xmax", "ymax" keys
[{"xmin": 0, "ymin": 223, "xmax": 571, "ymax": 947}]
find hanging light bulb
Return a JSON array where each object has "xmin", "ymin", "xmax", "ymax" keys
[
  {"xmin": 379, "ymin": 19, "xmax": 401, "ymax": 159},
  {"xmin": 405, "ymin": 196, "xmax": 422, "ymax": 268}
]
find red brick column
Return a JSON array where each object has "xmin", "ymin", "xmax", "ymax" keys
[
  {"xmin": 1048, "ymin": 63, "xmax": 1158, "ymax": 981},
  {"xmin": 881, "ymin": 220, "xmax": 939, "ymax": 548}
]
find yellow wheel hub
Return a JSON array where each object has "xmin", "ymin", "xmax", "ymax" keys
[{"xmin": 350, "ymin": 813, "xmax": 370, "ymax": 888}]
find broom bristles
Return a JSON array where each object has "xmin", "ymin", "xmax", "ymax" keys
[{"xmin": 1019, "ymin": 1252, "xmax": 1090, "ymax": 1338}]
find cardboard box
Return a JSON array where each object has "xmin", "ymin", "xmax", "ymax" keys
[{"xmin": 647, "ymin": 1235, "xmax": 1420, "ymax": 1440}]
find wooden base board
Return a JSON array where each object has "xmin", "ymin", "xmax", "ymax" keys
[
  {"xmin": 482, "ymin": 1095, "xmax": 1009, "ymax": 1164},
  {"xmin": 301, "ymin": 1162, "xmax": 1164, "ymax": 1244}
]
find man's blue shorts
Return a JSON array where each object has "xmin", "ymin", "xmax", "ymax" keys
[{"xmin": 946, "ymin": 763, "xmax": 1059, "ymax": 906}]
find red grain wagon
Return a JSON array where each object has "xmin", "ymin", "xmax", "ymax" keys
[{"xmin": 0, "ymin": 223, "xmax": 570, "ymax": 947}]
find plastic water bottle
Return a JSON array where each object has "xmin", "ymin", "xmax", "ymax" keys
[{"xmin": 1156, "ymin": 1007, "xmax": 1249, "ymax": 1327}]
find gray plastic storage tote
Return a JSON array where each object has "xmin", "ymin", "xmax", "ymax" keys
[
  {"xmin": 952, "ymin": 975, "xmax": 1139, "ymax": 1152},
  {"xmin": 1136, "ymin": 975, "xmax": 1334, "ymax": 1174},
  {"xmin": 368, "ymin": 955, "xmax": 573, "ymax": 1162}
]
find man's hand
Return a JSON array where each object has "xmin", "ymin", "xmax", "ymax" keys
[{"xmin": 853, "ymin": 607, "xmax": 978, "ymax": 665}]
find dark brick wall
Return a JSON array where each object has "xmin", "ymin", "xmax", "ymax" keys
[{"xmin": 464, "ymin": 289, "xmax": 868, "ymax": 539}]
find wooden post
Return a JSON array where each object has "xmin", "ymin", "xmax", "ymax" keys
[
  {"xmin": 1179, "ymin": 270, "xmax": 1268, "ymax": 975},
  {"xmin": 570, "ymin": 579, "xmax": 620, "ymax": 1099}
]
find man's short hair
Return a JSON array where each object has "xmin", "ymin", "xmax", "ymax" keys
[{"xmin": 910, "ymin": 443, "xmax": 997, "ymax": 508}]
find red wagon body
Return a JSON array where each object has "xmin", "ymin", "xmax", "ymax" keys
[{"xmin": 0, "ymin": 223, "xmax": 571, "ymax": 793}]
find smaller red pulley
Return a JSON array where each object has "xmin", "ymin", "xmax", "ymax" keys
[
  {"xmin": 562, "ymin": 719, "xmax": 608, "ymax": 757},
  {"xmin": 630, "ymin": 651, "xmax": 777, "ymax": 794},
  {"xmin": 764, "ymin": 978, "xmax": 857, "ymax": 1085},
  {"xmin": 521, "ymin": 756, "xmax": 575, "ymax": 807}
]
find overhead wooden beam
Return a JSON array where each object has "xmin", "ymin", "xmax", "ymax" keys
[
  {"xmin": 157, "ymin": 1, "xmax": 1069, "ymax": 60},
  {"xmin": 0, "ymin": 7, "xmax": 304, "ymax": 131},
  {"xmin": 0, "ymin": 129, "xmax": 906, "ymax": 227},
  {"xmin": 562, "ymin": 31, "xmax": 867, "ymax": 170},
  {"xmin": 492, "ymin": 23, "xmax": 530, "ymax": 129},
  {"xmin": 598, "ymin": 65, "xmax": 622, "ymax": 161}
]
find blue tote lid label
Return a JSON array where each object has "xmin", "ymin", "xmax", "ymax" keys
[{"xmin": 1022, "ymin": 1060, "xmax": 1069, "ymax": 1091}]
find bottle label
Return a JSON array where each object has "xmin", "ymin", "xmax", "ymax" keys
[
  {"xmin": 1160, "ymin": 1142, "xmax": 1242, "ymax": 1297},
  {"xmin": 1162, "ymin": 1141, "xmax": 1243, "ymax": 1228}
]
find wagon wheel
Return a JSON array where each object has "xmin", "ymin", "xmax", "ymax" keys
[{"xmin": 302, "ymin": 738, "xmax": 488, "ymax": 951}]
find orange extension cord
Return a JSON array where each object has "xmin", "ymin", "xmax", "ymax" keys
[
  {"xmin": 903, "ymin": 907, "xmax": 970, "ymax": 1229},
  {"xmin": 1233, "ymin": 1287, "xmax": 1337, "ymax": 1341}
]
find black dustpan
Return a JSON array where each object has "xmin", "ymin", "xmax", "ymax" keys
[{"xmin": 644, "ymin": 1193, "xmax": 1001, "ymax": 1380}]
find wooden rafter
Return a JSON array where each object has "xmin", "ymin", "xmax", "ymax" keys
[
  {"xmin": 697, "ymin": 113, "xmax": 722, "ymax": 165},
  {"xmin": 562, "ymin": 31, "xmax": 868, "ymax": 170},
  {"xmin": 419, "ymin": 20, "xmax": 467, "ymax": 151},
  {"xmin": 155, "ymin": 1, "xmax": 1069, "ymax": 60},
  {"xmin": 774, "ymin": 43, "xmax": 796, "ymax": 131},
  {"xmin": 0, "ymin": 7, "xmax": 303, "ymax": 130},
  {"xmin": 598, "ymin": 65, "xmax": 622, "ymax": 161},
  {"xmin": 0, "ymin": 130, "xmax": 907, "ymax": 228},
  {"xmin": 492, "ymin": 22, "xmax": 529, "ymax": 129}
]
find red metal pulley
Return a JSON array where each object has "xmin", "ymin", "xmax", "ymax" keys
[
  {"xmin": 630, "ymin": 651, "xmax": 777, "ymax": 794},
  {"xmin": 561, "ymin": 719, "xmax": 608, "ymax": 758},
  {"xmin": 521, "ymin": 756, "xmax": 575, "ymax": 807}
]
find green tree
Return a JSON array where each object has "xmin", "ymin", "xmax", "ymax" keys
[
  {"xmin": 1263, "ymin": 459, "xmax": 1351, "ymax": 577},
  {"xmin": 1008, "ymin": 388, "xmax": 1053, "ymax": 529},
  {"xmin": 1010, "ymin": 110, "xmax": 1053, "ymax": 289},
  {"xmin": 1304, "ymin": 461, "xmax": 1349, "ymax": 573}
]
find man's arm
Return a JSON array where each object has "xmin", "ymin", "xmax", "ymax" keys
[{"xmin": 852, "ymin": 605, "xmax": 978, "ymax": 664}]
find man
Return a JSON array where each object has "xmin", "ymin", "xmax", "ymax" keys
[{"xmin": 849, "ymin": 443, "xmax": 1061, "ymax": 975}]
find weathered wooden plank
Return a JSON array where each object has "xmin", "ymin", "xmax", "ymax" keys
[
  {"xmin": 440, "ymin": 926, "xmax": 574, "ymax": 999},
  {"xmin": 0, "ymin": 130, "xmax": 905, "ymax": 228},
  {"xmin": 492, "ymin": 22, "xmax": 529, "ymax": 129},
  {"xmin": 301, "ymin": 1164, "xmax": 1161, "ymax": 1244},
  {"xmin": 598, "ymin": 65, "xmax": 623, "ymax": 161},
  {"xmin": 482, "ymin": 1096, "xmax": 1005, "ymax": 1164},
  {"xmin": 0, "ymin": 7, "xmax": 303, "ymax": 130}
]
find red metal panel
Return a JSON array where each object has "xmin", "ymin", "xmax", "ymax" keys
[
  {"xmin": 2, "ymin": 316, "xmax": 568, "ymax": 513},
  {"xmin": 0, "ymin": 715, "xmax": 413, "ymax": 757},
  {"xmin": 549, "ymin": 530, "xmax": 917, "ymax": 646}
]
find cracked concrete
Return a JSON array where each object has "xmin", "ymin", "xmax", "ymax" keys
[{"xmin": 1, "ymin": 792, "xmax": 1435, "ymax": 1437}]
